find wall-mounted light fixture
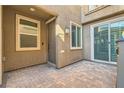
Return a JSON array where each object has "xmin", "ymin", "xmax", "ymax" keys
[{"xmin": 65, "ymin": 27, "xmax": 70, "ymax": 34}]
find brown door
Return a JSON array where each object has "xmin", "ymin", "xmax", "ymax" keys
[{"xmin": 3, "ymin": 7, "xmax": 47, "ymax": 71}]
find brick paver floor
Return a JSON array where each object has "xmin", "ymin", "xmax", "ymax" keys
[{"xmin": 4, "ymin": 61, "xmax": 117, "ymax": 88}]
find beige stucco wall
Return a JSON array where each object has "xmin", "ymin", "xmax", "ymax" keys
[
  {"xmin": 83, "ymin": 13, "xmax": 124, "ymax": 60},
  {"xmin": 0, "ymin": 5, "xmax": 2, "ymax": 85},
  {"xmin": 48, "ymin": 20, "xmax": 56, "ymax": 64},
  {"xmin": 117, "ymin": 41, "xmax": 124, "ymax": 87},
  {"xmin": 40, "ymin": 6, "xmax": 83, "ymax": 68},
  {"xmin": 82, "ymin": 5, "xmax": 124, "ymax": 24},
  {"xmin": 3, "ymin": 6, "xmax": 48, "ymax": 71}
]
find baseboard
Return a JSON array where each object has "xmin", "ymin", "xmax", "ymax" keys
[
  {"xmin": 56, "ymin": 59, "xmax": 84, "ymax": 69},
  {"xmin": 0, "ymin": 84, "xmax": 2, "ymax": 88},
  {"xmin": 83, "ymin": 59, "xmax": 117, "ymax": 66},
  {"xmin": 47, "ymin": 61, "xmax": 56, "ymax": 67},
  {"xmin": 5, "ymin": 62, "xmax": 47, "ymax": 72}
]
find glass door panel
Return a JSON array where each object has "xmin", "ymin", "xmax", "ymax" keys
[
  {"xmin": 110, "ymin": 21, "xmax": 124, "ymax": 62},
  {"xmin": 94, "ymin": 24, "xmax": 109, "ymax": 61}
]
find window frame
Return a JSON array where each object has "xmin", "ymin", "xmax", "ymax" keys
[
  {"xmin": 70, "ymin": 21, "xmax": 82, "ymax": 50},
  {"xmin": 89, "ymin": 5, "xmax": 97, "ymax": 11},
  {"xmin": 88, "ymin": 5, "xmax": 103, "ymax": 11},
  {"xmin": 16, "ymin": 14, "xmax": 41, "ymax": 51},
  {"xmin": 87, "ymin": 5, "xmax": 109, "ymax": 15}
]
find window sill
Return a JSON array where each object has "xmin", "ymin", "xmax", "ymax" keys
[
  {"xmin": 70, "ymin": 47, "xmax": 83, "ymax": 50},
  {"xmin": 16, "ymin": 47, "xmax": 40, "ymax": 51}
]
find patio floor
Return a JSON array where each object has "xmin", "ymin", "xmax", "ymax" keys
[{"xmin": 3, "ymin": 61, "xmax": 117, "ymax": 88}]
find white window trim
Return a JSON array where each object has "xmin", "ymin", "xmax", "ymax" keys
[
  {"xmin": 88, "ymin": 5, "xmax": 104, "ymax": 11},
  {"xmin": 90, "ymin": 16, "xmax": 124, "ymax": 64},
  {"xmin": 89, "ymin": 5, "xmax": 96, "ymax": 11},
  {"xmin": 70, "ymin": 21, "xmax": 82, "ymax": 50},
  {"xmin": 16, "ymin": 14, "xmax": 41, "ymax": 51}
]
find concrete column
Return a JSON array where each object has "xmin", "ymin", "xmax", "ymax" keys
[
  {"xmin": 0, "ymin": 5, "xmax": 2, "ymax": 85},
  {"xmin": 117, "ymin": 40, "xmax": 124, "ymax": 88}
]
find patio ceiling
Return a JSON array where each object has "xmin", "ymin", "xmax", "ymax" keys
[{"xmin": 4, "ymin": 5, "xmax": 57, "ymax": 21}]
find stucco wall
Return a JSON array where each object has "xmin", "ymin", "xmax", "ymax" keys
[
  {"xmin": 41, "ymin": 6, "xmax": 83, "ymax": 68},
  {"xmin": 0, "ymin": 5, "xmax": 2, "ymax": 85},
  {"xmin": 83, "ymin": 24, "xmax": 91, "ymax": 60},
  {"xmin": 117, "ymin": 41, "xmax": 124, "ymax": 87},
  {"xmin": 3, "ymin": 6, "xmax": 48, "ymax": 71},
  {"xmin": 48, "ymin": 21, "xmax": 56, "ymax": 64},
  {"xmin": 82, "ymin": 5, "xmax": 124, "ymax": 24},
  {"xmin": 83, "ymin": 13, "xmax": 124, "ymax": 60}
]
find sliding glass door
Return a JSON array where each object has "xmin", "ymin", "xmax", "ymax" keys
[
  {"xmin": 94, "ymin": 24, "xmax": 109, "ymax": 61},
  {"xmin": 93, "ymin": 20, "xmax": 124, "ymax": 62},
  {"xmin": 110, "ymin": 21, "xmax": 124, "ymax": 62}
]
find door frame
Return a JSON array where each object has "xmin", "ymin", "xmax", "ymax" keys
[{"xmin": 90, "ymin": 16, "xmax": 124, "ymax": 64}]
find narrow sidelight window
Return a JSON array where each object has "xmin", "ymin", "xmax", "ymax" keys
[
  {"xmin": 70, "ymin": 21, "xmax": 82, "ymax": 49},
  {"xmin": 16, "ymin": 14, "xmax": 40, "ymax": 51}
]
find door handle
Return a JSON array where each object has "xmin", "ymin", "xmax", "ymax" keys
[{"xmin": 116, "ymin": 47, "xmax": 119, "ymax": 55}]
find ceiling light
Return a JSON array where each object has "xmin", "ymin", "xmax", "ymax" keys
[{"xmin": 30, "ymin": 8, "xmax": 35, "ymax": 12}]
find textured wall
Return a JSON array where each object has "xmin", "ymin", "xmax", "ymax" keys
[
  {"xmin": 3, "ymin": 7, "xmax": 48, "ymax": 71},
  {"xmin": 0, "ymin": 5, "xmax": 2, "ymax": 85},
  {"xmin": 82, "ymin": 5, "xmax": 124, "ymax": 24},
  {"xmin": 117, "ymin": 41, "xmax": 124, "ymax": 88},
  {"xmin": 41, "ymin": 6, "xmax": 83, "ymax": 68},
  {"xmin": 48, "ymin": 21, "xmax": 56, "ymax": 64},
  {"xmin": 83, "ymin": 24, "xmax": 91, "ymax": 60}
]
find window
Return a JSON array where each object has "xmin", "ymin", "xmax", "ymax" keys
[
  {"xmin": 16, "ymin": 14, "xmax": 40, "ymax": 51},
  {"xmin": 88, "ymin": 5, "xmax": 103, "ymax": 11},
  {"xmin": 70, "ymin": 21, "xmax": 82, "ymax": 49}
]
